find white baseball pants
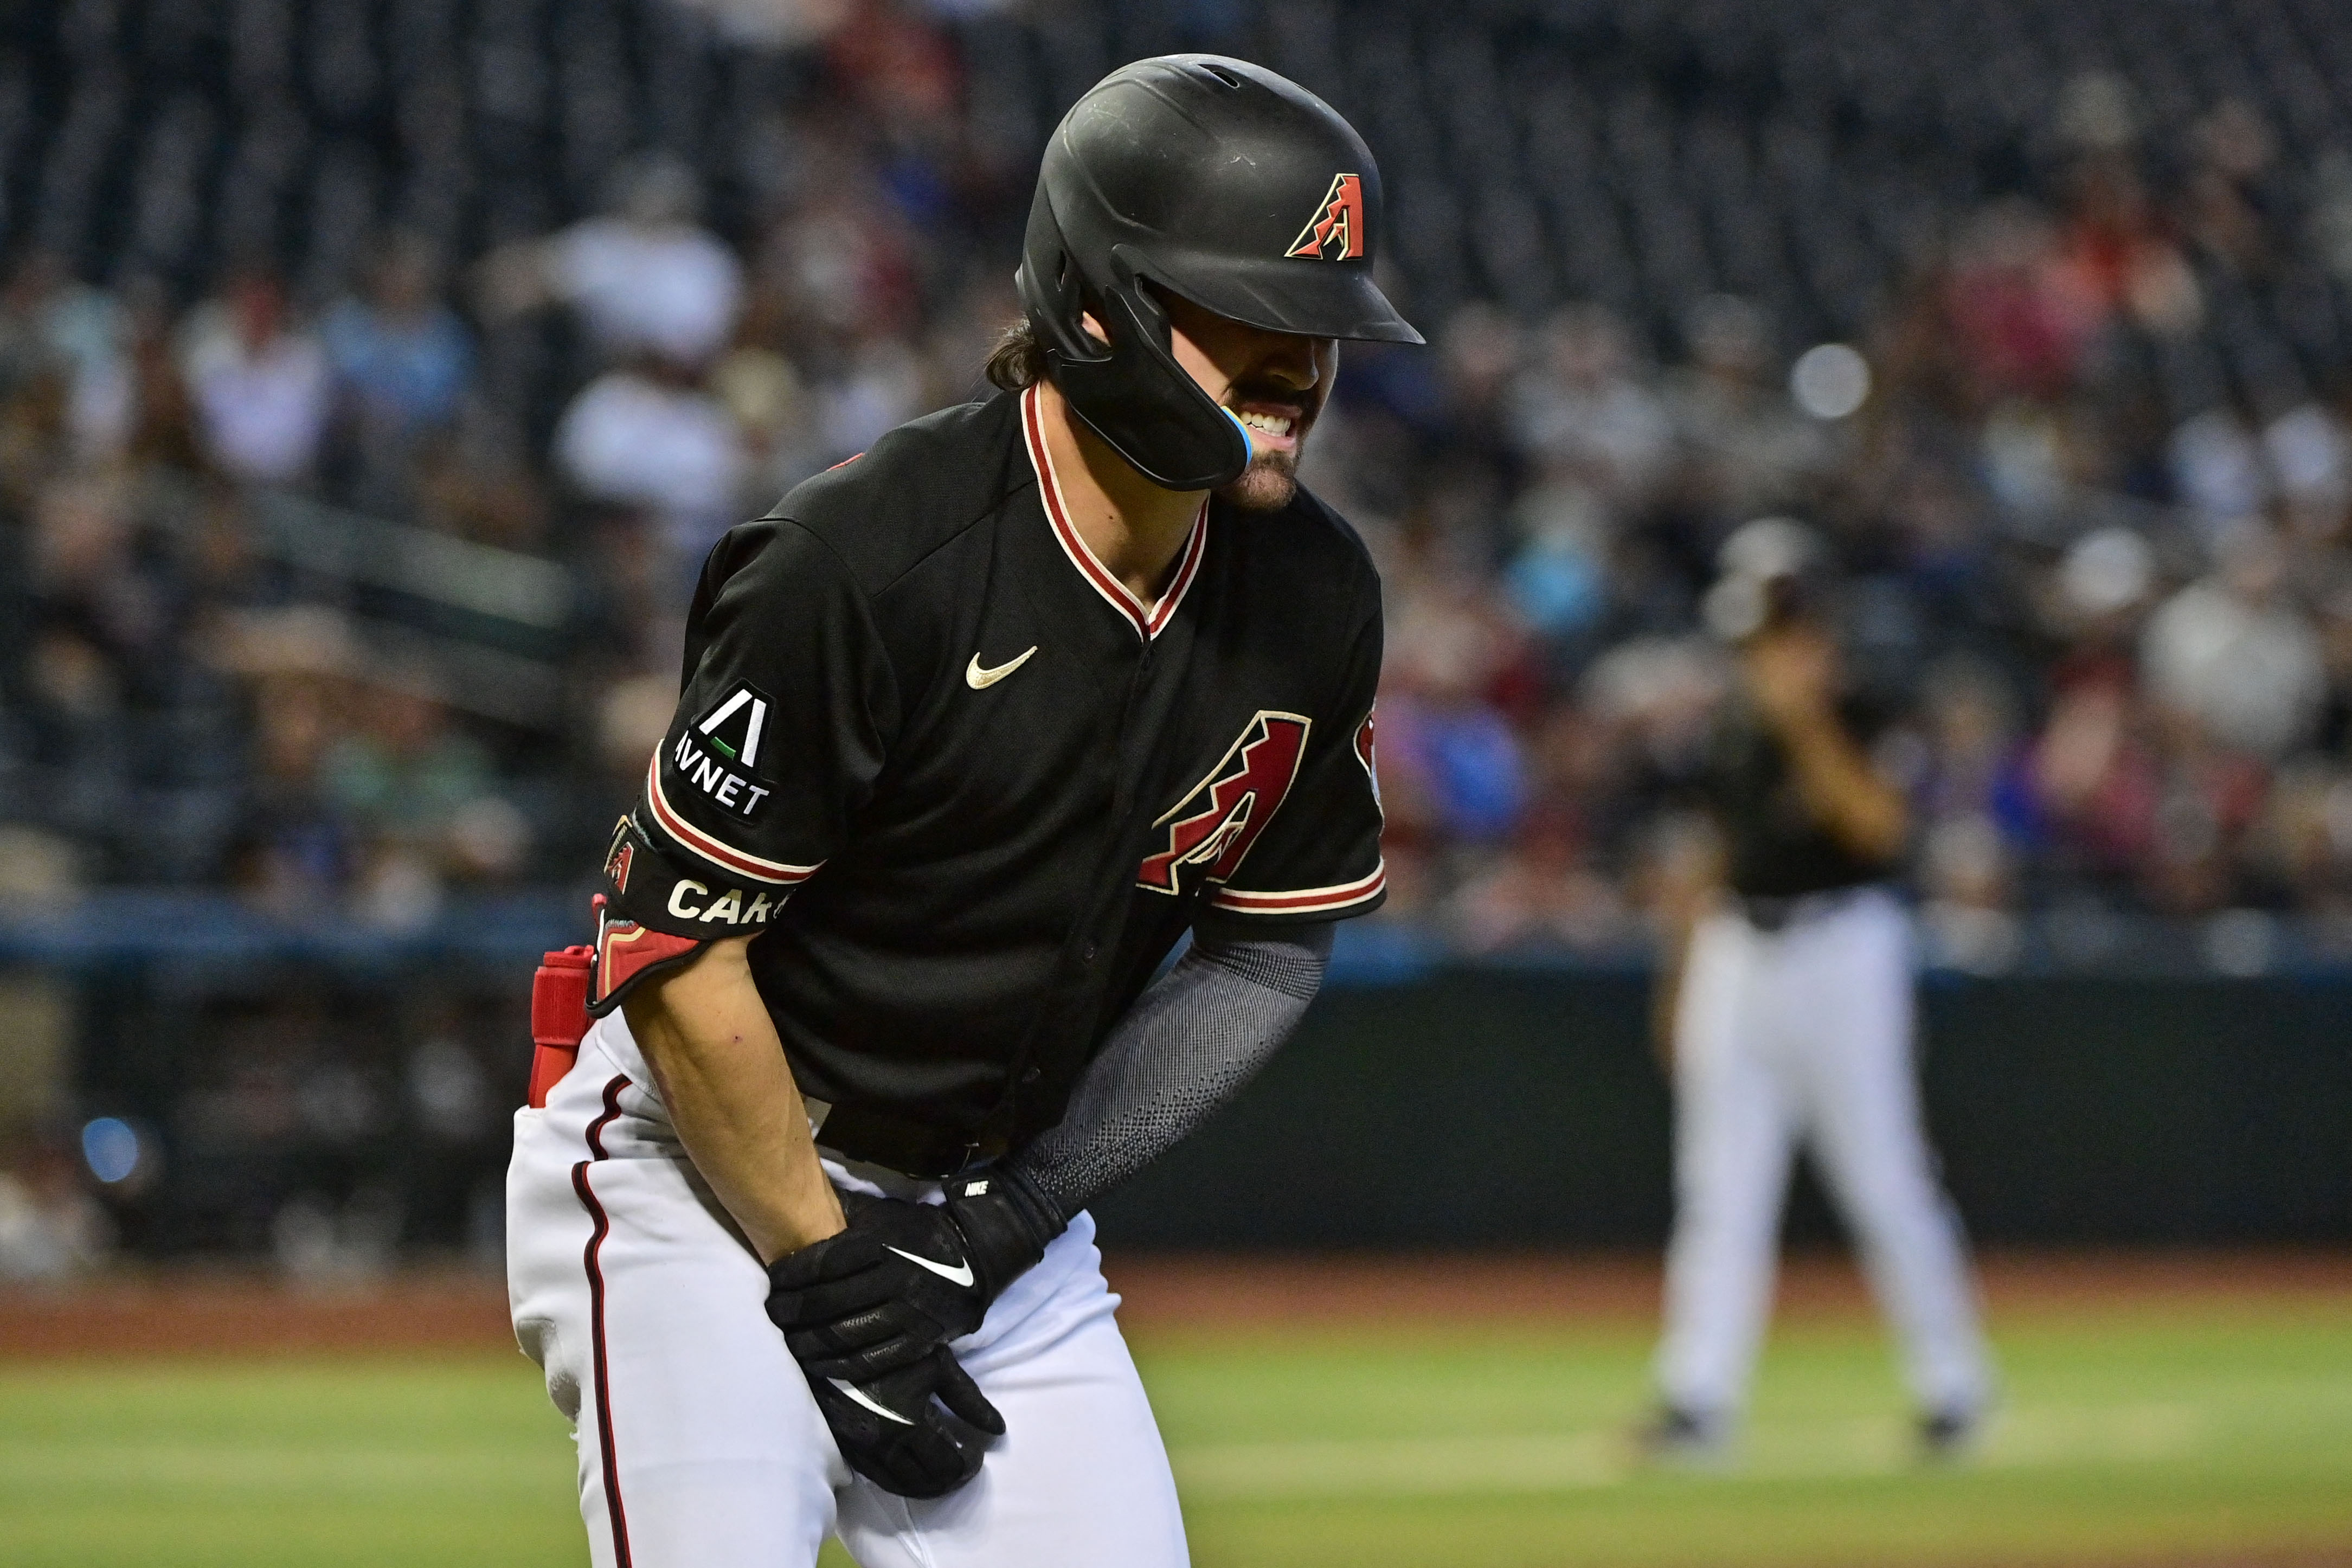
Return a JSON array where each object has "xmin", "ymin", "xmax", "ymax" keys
[
  {"xmin": 506, "ymin": 1014, "xmax": 1190, "ymax": 1568},
  {"xmin": 1655, "ymin": 888, "xmax": 1991, "ymax": 1424}
]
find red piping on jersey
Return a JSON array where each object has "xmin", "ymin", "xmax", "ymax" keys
[
  {"xmin": 571, "ymin": 1075, "xmax": 634, "ymax": 1568},
  {"xmin": 1021, "ymin": 384, "xmax": 1207, "ymax": 640},
  {"xmin": 644, "ymin": 756, "xmax": 820, "ymax": 886},
  {"xmin": 1209, "ymin": 859, "xmax": 1388, "ymax": 915}
]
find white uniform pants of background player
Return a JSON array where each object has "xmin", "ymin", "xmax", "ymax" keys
[
  {"xmin": 507, "ymin": 1014, "xmax": 1190, "ymax": 1567},
  {"xmin": 1656, "ymin": 887, "xmax": 1991, "ymax": 1426}
]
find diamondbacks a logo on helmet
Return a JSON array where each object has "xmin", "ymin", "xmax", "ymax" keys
[
  {"xmin": 1285, "ymin": 173, "xmax": 1367, "ymax": 260},
  {"xmin": 1137, "ymin": 711, "xmax": 1311, "ymax": 895}
]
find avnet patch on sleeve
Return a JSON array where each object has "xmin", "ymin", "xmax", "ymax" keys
[
  {"xmin": 617, "ymin": 519, "xmax": 899, "ymax": 927},
  {"xmin": 667, "ymin": 683, "xmax": 777, "ymax": 821}
]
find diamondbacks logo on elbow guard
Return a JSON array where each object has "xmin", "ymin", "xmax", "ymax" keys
[
  {"xmin": 603, "ymin": 817, "xmax": 635, "ymax": 891},
  {"xmin": 1136, "ymin": 711, "xmax": 1309, "ymax": 896}
]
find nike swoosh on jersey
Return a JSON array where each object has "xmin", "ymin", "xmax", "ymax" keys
[
  {"xmin": 965, "ymin": 646, "xmax": 1038, "ymax": 689},
  {"xmin": 830, "ymin": 1378, "xmax": 915, "ymax": 1424},
  {"xmin": 886, "ymin": 1245, "xmax": 978, "ymax": 1288}
]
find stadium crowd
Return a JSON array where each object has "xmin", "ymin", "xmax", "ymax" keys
[
  {"xmin": 10, "ymin": 13, "xmax": 2352, "ymax": 959},
  {"xmin": 11, "ymin": 0, "xmax": 2352, "ymax": 1267}
]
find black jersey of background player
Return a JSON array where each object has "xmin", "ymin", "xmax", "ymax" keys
[
  {"xmin": 1701, "ymin": 686, "xmax": 1898, "ymax": 900},
  {"xmin": 599, "ymin": 385, "xmax": 1385, "ymax": 1174}
]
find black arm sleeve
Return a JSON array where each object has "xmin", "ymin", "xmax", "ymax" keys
[{"xmin": 1005, "ymin": 915, "xmax": 1334, "ymax": 1219}]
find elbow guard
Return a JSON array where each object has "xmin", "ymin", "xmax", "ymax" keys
[
  {"xmin": 587, "ymin": 909, "xmax": 703, "ymax": 1018},
  {"xmin": 587, "ymin": 769, "xmax": 805, "ymax": 1012},
  {"xmin": 601, "ymin": 811, "xmax": 794, "ymax": 937},
  {"xmin": 583, "ymin": 818, "xmax": 729, "ymax": 1025}
]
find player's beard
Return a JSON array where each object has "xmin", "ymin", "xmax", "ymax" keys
[
  {"xmin": 1217, "ymin": 447, "xmax": 1301, "ymax": 512},
  {"xmin": 1214, "ymin": 379, "xmax": 1324, "ymax": 512}
]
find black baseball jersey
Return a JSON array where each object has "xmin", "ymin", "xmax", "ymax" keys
[
  {"xmin": 1702, "ymin": 690, "xmax": 1897, "ymax": 899},
  {"xmin": 598, "ymin": 385, "xmax": 1386, "ymax": 1174}
]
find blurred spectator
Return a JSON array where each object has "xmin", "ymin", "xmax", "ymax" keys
[
  {"xmin": 2168, "ymin": 406, "xmax": 2270, "ymax": 531},
  {"xmin": 1381, "ymin": 519, "xmax": 1540, "ymax": 848},
  {"xmin": 1509, "ymin": 304, "xmax": 1672, "ymax": 506},
  {"xmin": 554, "ymin": 361, "xmax": 747, "ymax": 560},
  {"xmin": 1377, "ymin": 693, "xmax": 1528, "ymax": 848},
  {"xmin": 1431, "ymin": 303, "xmax": 1522, "ymax": 475},
  {"xmin": 322, "ymin": 233, "xmax": 474, "ymax": 484},
  {"xmin": 177, "ymin": 269, "xmax": 332, "ymax": 486},
  {"xmin": 1505, "ymin": 480, "xmax": 1612, "ymax": 650},
  {"xmin": 1945, "ymin": 200, "xmax": 2096, "ymax": 404},
  {"xmin": 1919, "ymin": 814, "xmax": 2022, "ymax": 973},
  {"xmin": 0, "ymin": 1135, "xmax": 112, "ymax": 1280},
  {"xmin": 2049, "ymin": 525, "xmax": 2158, "ymax": 665},
  {"xmin": 481, "ymin": 156, "xmax": 743, "ymax": 368},
  {"xmin": 2263, "ymin": 402, "xmax": 2352, "ymax": 544},
  {"xmin": 2182, "ymin": 101, "xmax": 2280, "ymax": 278},
  {"xmin": 233, "ymin": 669, "xmax": 355, "ymax": 910},
  {"xmin": 2053, "ymin": 150, "xmax": 2204, "ymax": 340},
  {"xmin": 18, "ymin": 253, "xmax": 139, "ymax": 465},
  {"xmin": 825, "ymin": 0, "xmax": 963, "ymax": 146},
  {"xmin": 1667, "ymin": 295, "xmax": 1828, "ymax": 520},
  {"xmin": 2141, "ymin": 525, "xmax": 2325, "ymax": 761},
  {"xmin": 1911, "ymin": 657, "xmax": 2040, "ymax": 851},
  {"xmin": 712, "ymin": 291, "xmax": 831, "ymax": 504},
  {"xmin": 2034, "ymin": 672, "xmax": 2161, "ymax": 888},
  {"xmin": 320, "ymin": 685, "xmax": 524, "ymax": 927}
]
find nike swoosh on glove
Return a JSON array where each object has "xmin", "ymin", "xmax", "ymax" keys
[
  {"xmin": 766, "ymin": 1168, "xmax": 1064, "ymax": 1385},
  {"xmin": 806, "ymin": 1344, "xmax": 1005, "ymax": 1499}
]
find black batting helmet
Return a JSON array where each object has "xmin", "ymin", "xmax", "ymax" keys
[{"xmin": 1017, "ymin": 55, "xmax": 1423, "ymax": 491}]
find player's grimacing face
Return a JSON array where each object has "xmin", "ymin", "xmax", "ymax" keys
[{"xmin": 1157, "ymin": 290, "xmax": 1337, "ymax": 512}]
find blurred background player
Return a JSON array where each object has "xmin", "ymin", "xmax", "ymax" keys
[{"xmin": 1644, "ymin": 519, "xmax": 1994, "ymax": 1462}]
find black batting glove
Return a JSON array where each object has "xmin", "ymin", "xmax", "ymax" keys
[
  {"xmin": 805, "ymin": 1344, "xmax": 1005, "ymax": 1499},
  {"xmin": 765, "ymin": 1169, "xmax": 1064, "ymax": 1385}
]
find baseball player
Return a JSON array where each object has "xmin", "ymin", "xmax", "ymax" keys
[
  {"xmin": 506, "ymin": 56, "xmax": 1418, "ymax": 1567},
  {"xmin": 1644, "ymin": 519, "xmax": 1993, "ymax": 1460}
]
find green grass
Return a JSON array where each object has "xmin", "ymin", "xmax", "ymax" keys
[
  {"xmin": 1145, "ymin": 1300, "xmax": 2352, "ymax": 1567},
  {"xmin": 2, "ymin": 1296, "xmax": 2347, "ymax": 1567}
]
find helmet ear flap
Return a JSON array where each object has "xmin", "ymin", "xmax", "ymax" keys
[
  {"xmin": 1017, "ymin": 187, "xmax": 1251, "ymax": 491},
  {"xmin": 1053, "ymin": 276, "xmax": 1250, "ymax": 491}
]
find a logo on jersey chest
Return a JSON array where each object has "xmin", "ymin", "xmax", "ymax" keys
[{"xmin": 1137, "ymin": 711, "xmax": 1310, "ymax": 896}]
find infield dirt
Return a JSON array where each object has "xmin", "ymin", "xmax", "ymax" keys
[{"xmin": 2, "ymin": 1248, "xmax": 2345, "ymax": 1357}]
